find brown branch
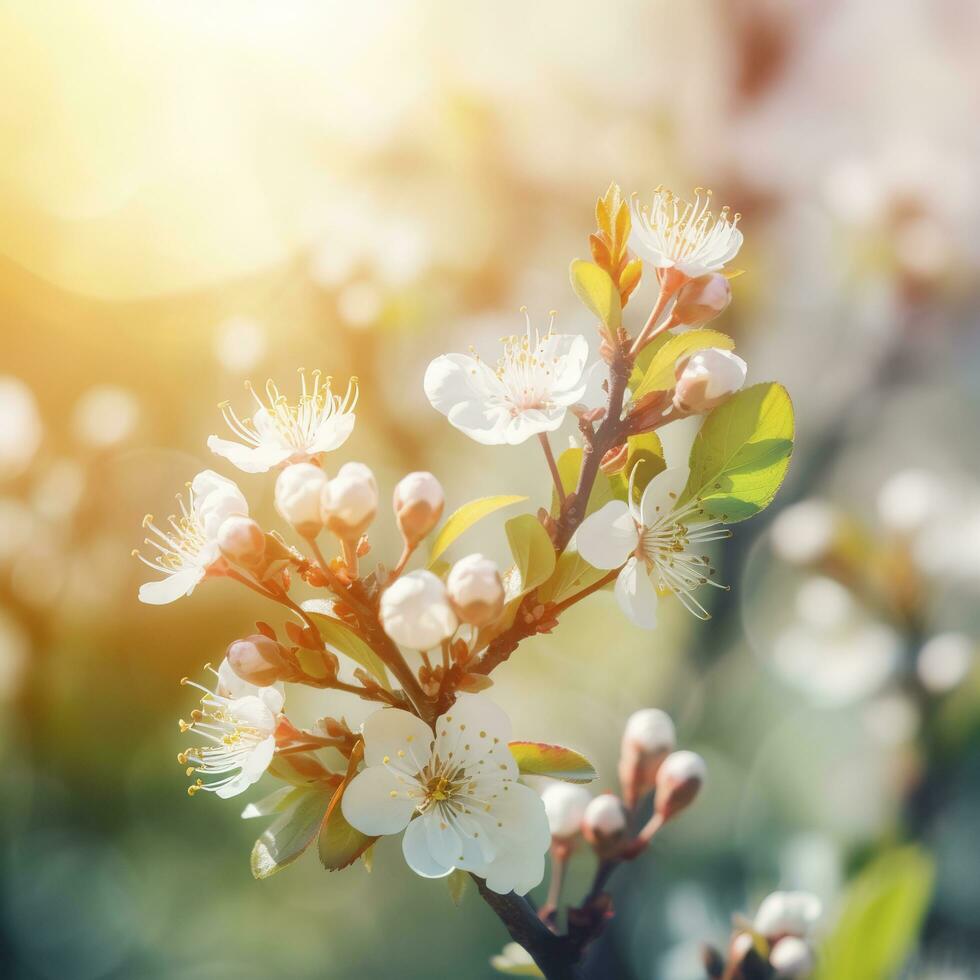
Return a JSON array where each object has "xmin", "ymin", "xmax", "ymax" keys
[{"xmin": 473, "ymin": 878, "xmax": 583, "ymax": 980}]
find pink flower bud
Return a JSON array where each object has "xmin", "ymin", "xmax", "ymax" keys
[
  {"xmin": 446, "ymin": 554, "xmax": 505, "ymax": 627},
  {"xmin": 541, "ymin": 784, "xmax": 592, "ymax": 840},
  {"xmin": 672, "ymin": 348, "xmax": 747, "ymax": 414},
  {"xmin": 582, "ymin": 793, "xmax": 627, "ymax": 856},
  {"xmin": 769, "ymin": 937, "xmax": 815, "ymax": 978},
  {"xmin": 654, "ymin": 750, "xmax": 706, "ymax": 823},
  {"xmin": 618, "ymin": 708, "xmax": 676, "ymax": 809},
  {"xmin": 216, "ymin": 515, "xmax": 266, "ymax": 567},
  {"xmin": 226, "ymin": 634, "xmax": 288, "ymax": 687},
  {"xmin": 321, "ymin": 462, "xmax": 378, "ymax": 538},
  {"xmin": 275, "ymin": 462, "xmax": 328, "ymax": 537},
  {"xmin": 393, "ymin": 471, "xmax": 444, "ymax": 546},
  {"xmin": 672, "ymin": 273, "xmax": 732, "ymax": 326}
]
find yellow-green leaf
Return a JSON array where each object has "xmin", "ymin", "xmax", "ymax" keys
[
  {"xmin": 446, "ymin": 868, "xmax": 469, "ymax": 907},
  {"xmin": 680, "ymin": 382, "xmax": 794, "ymax": 523},
  {"xmin": 537, "ymin": 549, "xmax": 608, "ymax": 605},
  {"xmin": 251, "ymin": 787, "xmax": 332, "ymax": 879},
  {"xmin": 302, "ymin": 601, "xmax": 391, "ymax": 691},
  {"xmin": 509, "ymin": 741, "xmax": 597, "ymax": 783},
  {"xmin": 569, "ymin": 259, "xmax": 621, "ymax": 333},
  {"xmin": 632, "ymin": 328, "xmax": 736, "ymax": 400},
  {"xmin": 505, "ymin": 515, "xmax": 556, "ymax": 596},
  {"xmin": 551, "ymin": 447, "xmax": 615, "ymax": 518},
  {"xmin": 318, "ymin": 802, "xmax": 377, "ymax": 872},
  {"xmin": 611, "ymin": 432, "xmax": 667, "ymax": 503},
  {"xmin": 429, "ymin": 496, "xmax": 527, "ymax": 565},
  {"xmin": 815, "ymin": 846, "xmax": 935, "ymax": 980}
]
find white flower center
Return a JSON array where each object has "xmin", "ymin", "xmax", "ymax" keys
[
  {"xmin": 635, "ymin": 496, "xmax": 733, "ymax": 619},
  {"xmin": 491, "ymin": 311, "xmax": 560, "ymax": 415},
  {"xmin": 635, "ymin": 186, "xmax": 741, "ymax": 266},
  {"xmin": 219, "ymin": 370, "xmax": 358, "ymax": 451}
]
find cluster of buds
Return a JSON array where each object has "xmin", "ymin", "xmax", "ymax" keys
[
  {"xmin": 534, "ymin": 708, "xmax": 707, "ymax": 928},
  {"xmin": 706, "ymin": 890, "xmax": 822, "ymax": 979}
]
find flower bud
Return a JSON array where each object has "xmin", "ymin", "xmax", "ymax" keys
[
  {"xmin": 672, "ymin": 348, "xmax": 747, "ymax": 414},
  {"xmin": 275, "ymin": 462, "xmax": 328, "ymax": 537},
  {"xmin": 541, "ymin": 784, "xmax": 592, "ymax": 840},
  {"xmin": 672, "ymin": 273, "xmax": 732, "ymax": 326},
  {"xmin": 753, "ymin": 891, "xmax": 822, "ymax": 941},
  {"xmin": 393, "ymin": 471, "xmax": 444, "ymax": 546},
  {"xmin": 582, "ymin": 793, "xmax": 627, "ymax": 856},
  {"xmin": 618, "ymin": 708, "xmax": 676, "ymax": 809},
  {"xmin": 216, "ymin": 515, "xmax": 266, "ymax": 567},
  {"xmin": 599, "ymin": 442, "xmax": 630, "ymax": 476},
  {"xmin": 654, "ymin": 750, "xmax": 706, "ymax": 823},
  {"xmin": 226, "ymin": 634, "xmax": 288, "ymax": 687},
  {"xmin": 769, "ymin": 936, "xmax": 815, "ymax": 978},
  {"xmin": 379, "ymin": 569, "xmax": 458, "ymax": 650},
  {"xmin": 321, "ymin": 462, "xmax": 378, "ymax": 539},
  {"xmin": 446, "ymin": 553, "xmax": 505, "ymax": 627}
]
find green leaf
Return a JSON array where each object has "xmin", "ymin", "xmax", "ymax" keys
[
  {"xmin": 509, "ymin": 741, "xmax": 598, "ymax": 783},
  {"xmin": 815, "ymin": 846, "xmax": 935, "ymax": 980},
  {"xmin": 569, "ymin": 259, "xmax": 621, "ymax": 333},
  {"xmin": 250, "ymin": 787, "xmax": 333, "ymax": 879},
  {"xmin": 302, "ymin": 600, "xmax": 392, "ymax": 690},
  {"xmin": 241, "ymin": 785, "xmax": 307, "ymax": 819},
  {"xmin": 679, "ymin": 382, "xmax": 794, "ymax": 523},
  {"xmin": 632, "ymin": 328, "xmax": 736, "ymax": 400},
  {"xmin": 610, "ymin": 432, "xmax": 667, "ymax": 503},
  {"xmin": 537, "ymin": 549, "xmax": 608, "ymax": 605},
  {"xmin": 505, "ymin": 515, "xmax": 556, "ymax": 596},
  {"xmin": 446, "ymin": 868, "xmax": 469, "ymax": 907},
  {"xmin": 551, "ymin": 447, "xmax": 615, "ymax": 518},
  {"xmin": 318, "ymin": 798, "xmax": 377, "ymax": 871},
  {"xmin": 429, "ymin": 495, "xmax": 528, "ymax": 565}
]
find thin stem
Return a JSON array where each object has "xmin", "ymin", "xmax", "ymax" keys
[
  {"xmin": 539, "ymin": 849, "xmax": 569, "ymax": 926},
  {"xmin": 539, "ymin": 432, "xmax": 567, "ymax": 510},
  {"xmin": 629, "ymin": 273, "xmax": 683, "ymax": 357},
  {"xmin": 552, "ymin": 569, "xmax": 619, "ymax": 614},
  {"xmin": 390, "ymin": 541, "xmax": 415, "ymax": 580},
  {"xmin": 308, "ymin": 539, "xmax": 375, "ymax": 621},
  {"xmin": 341, "ymin": 538, "xmax": 359, "ymax": 579}
]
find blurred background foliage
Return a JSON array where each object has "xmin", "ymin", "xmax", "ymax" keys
[{"xmin": 1, "ymin": 1, "xmax": 979, "ymax": 978}]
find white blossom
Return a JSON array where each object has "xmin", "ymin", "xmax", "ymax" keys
[
  {"xmin": 582, "ymin": 793, "xmax": 627, "ymax": 839},
  {"xmin": 630, "ymin": 187, "xmax": 743, "ymax": 279},
  {"xmin": 622, "ymin": 708, "xmax": 676, "ymax": 756},
  {"xmin": 393, "ymin": 471, "xmax": 445, "ymax": 545},
  {"xmin": 321, "ymin": 461, "xmax": 378, "ymax": 537},
  {"xmin": 380, "ymin": 570, "xmax": 458, "ymax": 650},
  {"xmin": 446, "ymin": 554, "xmax": 505, "ymax": 627},
  {"xmin": 208, "ymin": 371, "xmax": 357, "ymax": 473},
  {"xmin": 753, "ymin": 891, "xmax": 822, "ymax": 941},
  {"xmin": 575, "ymin": 467, "xmax": 730, "ymax": 627},
  {"xmin": 137, "ymin": 470, "xmax": 248, "ymax": 605},
  {"xmin": 178, "ymin": 661, "xmax": 284, "ymax": 799},
  {"xmin": 424, "ymin": 312, "xmax": 589, "ymax": 445},
  {"xmin": 341, "ymin": 696, "xmax": 550, "ymax": 895},
  {"xmin": 673, "ymin": 348, "xmax": 747, "ymax": 414}
]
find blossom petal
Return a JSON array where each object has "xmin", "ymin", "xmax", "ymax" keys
[
  {"xmin": 138, "ymin": 566, "xmax": 204, "ymax": 605},
  {"xmin": 615, "ymin": 557, "xmax": 659, "ymax": 629},
  {"xmin": 308, "ymin": 411, "xmax": 355, "ymax": 454},
  {"xmin": 341, "ymin": 766, "xmax": 418, "ymax": 835},
  {"xmin": 639, "ymin": 467, "xmax": 690, "ymax": 528},
  {"xmin": 537, "ymin": 333, "xmax": 589, "ymax": 396},
  {"xmin": 206, "ymin": 436, "xmax": 293, "ymax": 474},
  {"xmin": 423, "ymin": 353, "xmax": 512, "ymax": 445},
  {"xmin": 422, "ymin": 811, "xmax": 465, "ymax": 869},
  {"xmin": 360, "ymin": 707, "xmax": 434, "ymax": 769},
  {"xmin": 482, "ymin": 846, "xmax": 547, "ymax": 896},
  {"xmin": 215, "ymin": 737, "xmax": 275, "ymax": 799},
  {"xmin": 501, "ymin": 406, "xmax": 566, "ymax": 444},
  {"xmin": 434, "ymin": 694, "xmax": 516, "ymax": 774},
  {"xmin": 401, "ymin": 814, "xmax": 454, "ymax": 879},
  {"xmin": 575, "ymin": 501, "xmax": 638, "ymax": 569}
]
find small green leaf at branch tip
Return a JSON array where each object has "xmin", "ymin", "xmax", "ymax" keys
[
  {"xmin": 680, "ymin": 382, "xmax": 794, "ymax": 524},
  {"xmin": 250, "ymin": 786, "xmax": 333, "ymax": 879},
  {"xmin": 509, "ymin": 741, "xmax": 598, "ymax": 783},
  {"xmin": 505, "ymin": 514, "xmax": 556, "ymax": 596},
  {"xmin": 569, "ymin": 259, "xmax": 621, "ymax": 332},
  {"xmin": 814, "ymin": 845, "xmax": 934, "ymax": 980},
  {"xmin": 446, "ymin": 868, "xmax": 469, "ymax": 907},
  {"xmin": 537, "ymin": 548, "xmax": 608, "ymax": 605},
  {"xmin": 428, "ymin": 495, "xmax": 528, "ymax": 565},
  {"xmin": 302, "ymin": 600, "xmax": 392, "ymax": 690},
  {"xmin": 632, "ymin": 328, "xmax": 736, "ymax": 400}
]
